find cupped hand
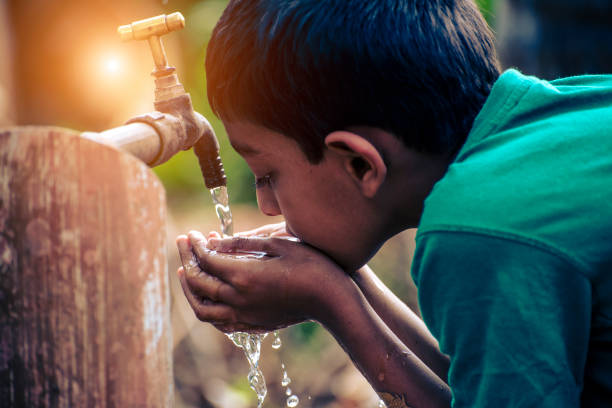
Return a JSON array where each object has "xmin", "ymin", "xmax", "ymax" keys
[
  {"xmin": 204, "ymin": 222, "xmax": 294, "ymax": 242},
  {"xmin": 235, "ymin": 221, "xmax": 296, "ymax": 240},
  {"xmin": 176, "ymin": 230, "xmax": 351, "ymax": 333}
]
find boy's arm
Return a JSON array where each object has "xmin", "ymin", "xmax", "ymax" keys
[
  {"xmin": 232, "ymin": 220, "xmax": 449, "ymax": 381},
  {"xmin": 177, "ymin": 232, "xmax": 451, "ymax": 408},
  {"xmin": 317, "ymin": 273, "xmax": 451, "ymax": 408},
  {"xmin": 352, "ymin": 265, "xmax": 450, "ymax": 383}
]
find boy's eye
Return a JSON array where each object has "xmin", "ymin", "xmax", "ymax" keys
[{"xmin": 254, "ymin": 174, "xmax": 272, "ymax": 189}]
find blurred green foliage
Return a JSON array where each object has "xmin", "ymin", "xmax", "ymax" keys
[{"xmin": 475, "ymin": 0, "xmax": 497, "ymax": 24}]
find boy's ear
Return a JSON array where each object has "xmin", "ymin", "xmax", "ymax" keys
[{"xmin": 325, "ymin": 131, "xmax": 387, "ymax": 198}]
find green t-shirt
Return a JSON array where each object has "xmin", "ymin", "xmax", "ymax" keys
[{"xmin": 411, "ymin": 69, "xmax": 612, "ymax": 407}]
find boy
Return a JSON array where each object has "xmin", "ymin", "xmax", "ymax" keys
[{"xmin": 176, "ymin": 0, "xmax": 612, "ymax": 406}]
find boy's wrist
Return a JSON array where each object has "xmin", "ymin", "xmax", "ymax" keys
[{"xmin": 311, "ymin": 272, "xmax": 365, "ymax": 330}]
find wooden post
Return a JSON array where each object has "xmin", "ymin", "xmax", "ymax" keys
[{"xmin": 0, "ymin": 127, "xmax": 173, "ymax": 407}]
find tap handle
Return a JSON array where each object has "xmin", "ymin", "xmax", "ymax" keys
[{"xmin": 117, "ymin": 12, "xmax": 185, "ymax": 75}]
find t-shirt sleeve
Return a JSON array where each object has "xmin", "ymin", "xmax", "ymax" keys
[{"xmin": 411, "ymin": 230, "xmax": 591, "ymax": 408}]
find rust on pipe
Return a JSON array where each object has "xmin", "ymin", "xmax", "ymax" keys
[{"xmin": 0, "ymin": 126, "xmax": 173, "ymax": 407}]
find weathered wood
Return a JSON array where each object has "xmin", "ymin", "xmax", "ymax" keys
[{"xmin": 0, "ymin": 126, "xmax": 173, "ymax": 407}]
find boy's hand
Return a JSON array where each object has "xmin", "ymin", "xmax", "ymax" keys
[
  {"xmin": 204, "ymin": 222, "xmax": 295, "ymax": 243},
  {"xmin": 176, "ymin": 230, "xmax": 350, "ymax": 333},
  {"xmin": 234, "ymin": 221, "xmax": 296, "ymax": 239}
]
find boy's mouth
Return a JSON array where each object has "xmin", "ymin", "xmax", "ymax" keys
[{"xmin": 285, "ymin": 224, "xmax": 297, "ymax": 238}]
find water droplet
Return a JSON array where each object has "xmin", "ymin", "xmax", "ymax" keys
[
  {"xmin": 286, "ymin": 387, "xmax": 292, "ymax": 396},
  {"xmin": 281, "ymin": 370, "xmax": 292, "ymax": 387},
  {"xmin": 272, "ymin": 331, "xmax": 282, "ymax": 349},
  {"xmin": 287, "ymin": 394, "xmax": 299, "ymax": 407}
]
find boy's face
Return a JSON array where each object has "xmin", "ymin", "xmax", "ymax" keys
[{"xmin": 224, "ymin": 121, "xmax": 386, "ymax": 271}]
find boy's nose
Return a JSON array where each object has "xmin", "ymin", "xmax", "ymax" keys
[{"xmin": 256, "ymin": 190, "xmax": 281, "ymax": 216}]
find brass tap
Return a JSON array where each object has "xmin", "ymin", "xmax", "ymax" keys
[
  {"xmin": 83, "ymin": 12, "xmax": 226, "ymax": 189},
  {"xmin": 117, "ymin": 12, "xmax": 186, "ymax": 102}
]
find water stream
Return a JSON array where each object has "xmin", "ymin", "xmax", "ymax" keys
[
  {"xmin": 210, "ymin": 186, "xmax": 269, "ymax": 407},
  {"xmin": 210, "ymin": 186, "xmax": 301, "ymax": 407}
]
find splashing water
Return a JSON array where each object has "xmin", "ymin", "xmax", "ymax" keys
[
  {"xmin": 228, "ymin": 332, "xmax": 268, "ymax": 407},
  {"xmin": 210, "ymin": 186, "xmax": 268, "ymax": 407}
]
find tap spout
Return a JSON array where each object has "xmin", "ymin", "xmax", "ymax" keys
[
  {"xmin": 153, "ymin": 93, "xmax": 226, "ymax": 189},
  {"xmin": 193, "ymin": 112, "xmax": 227, "ymax": 189}
]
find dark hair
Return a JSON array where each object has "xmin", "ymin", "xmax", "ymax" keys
[{"xmin": 206, "ymin": 0, "xmax": 501, "ymax": 163}]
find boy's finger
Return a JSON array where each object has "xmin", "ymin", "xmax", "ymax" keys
[
  {"xmin": 177, "ymin": 268, "xmax": 237, "ymax": 324},
  {"xmin": 187, "ymin": 230, "xmax": 207, "ymax": 249},
  {"xmin": 177, "ymin": 234, "xmax": 198, "ymax": 269},
  {"xmin": 207, "ymin": 236, "xmax": 291, "ymax": 256},
  {"xmin": 235, "ymin": 221, "xmax": 287, "ymax": 238},
  {"xmin": 208, "ymin": 231, "xmax": 222, "ymax": 239},
  {"xmin": 183, "ymin": 266, "xmax": 238, "ymax": 303},
  {"xmin": 270, "ymin": 231, "xmax": 299, "ymax": 240},
  {"xmin": 188, "ymin": 239, "xmax": 251, "ymax": 284}
]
